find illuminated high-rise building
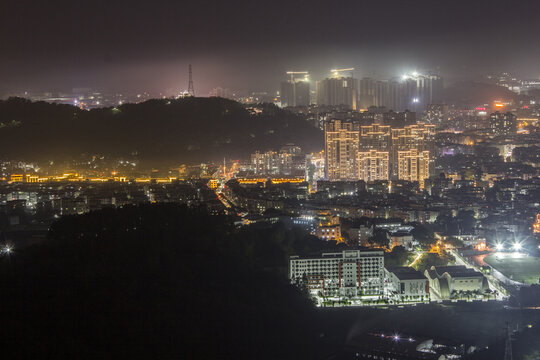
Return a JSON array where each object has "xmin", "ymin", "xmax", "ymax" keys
[
  {"xmin": 324, "ymin": 120, "xmax": 360, "ymax": 180},
  {"xmin": 359, "ymin": 124, "xmax": 391, "ymax": 151},
  {"xmin": 397, "ymin": 148, "xmax": 430, "ymax": 187},
  {"xmin": 391, "ymin": 123, "xmax": 435, "ymax": 155},
  {"xmin": 358, "ymin": 150, "xmax": 389, "ymax": 182},
  {"xmin": 391, "ymin": 123, "xmax": 434, "ymax": 177},
  {"xmin": 250, "ymin": 151, "xmax": 293, "ymax": 176}
]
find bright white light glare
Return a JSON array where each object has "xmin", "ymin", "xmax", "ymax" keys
[
  {"xmin": 512, "ymin": 242, "xmax": 522, "ymax": 251},
  {"xmin": 412, "ymin": 71, "xmax": 419, "ymax": 77},
  {"xmin": 408, "ymin": 337, "xmax": 414, "ymax": 342},
  {"xmin": 412, "ymin": 98, "xmax": 419, "ymax": 103},
  {"xmin": 393, "ymin": 334, "xmax": 400, "ymax": 341},
  {"xmin": 495, "ymin": 243, "xmax": 504, "ymax": 251}
]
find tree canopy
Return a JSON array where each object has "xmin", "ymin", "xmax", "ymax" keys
[
  {"xmin": 0, "ymin": 204, "xmax": 320, "ymax": 359},
  {"xmin": 0, "ymin": 97, "xmax": 323, "ymax": 164}
]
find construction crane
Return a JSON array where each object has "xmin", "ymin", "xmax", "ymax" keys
[
  {"xmin": 286, "ymin": 71, "xmax": 309, "ymax": 82},
  {"xmin": 331, "ymin": 67, "xmax": 355, "ymax": 78}
]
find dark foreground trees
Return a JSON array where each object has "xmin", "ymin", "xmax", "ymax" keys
[{"xmin": 0, "ymin": 204, "xmax": 318, "ymax": 359}]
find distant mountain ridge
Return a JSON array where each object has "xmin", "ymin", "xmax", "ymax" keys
[
  {"xmin": 443, "ymin": 81, "xmax": 528, "ymax": 107},
  {"xmin": 0, "ymin": 97, "xmax": 323, "ymax": 164}
]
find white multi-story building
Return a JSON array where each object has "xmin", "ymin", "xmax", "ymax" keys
[
  {"xmin": 289, "ymin": 249, "xmax": 384, "ymax": 297},
  {"xmin": 385, "ymin": 267, "xmax": 429, "ymax": 302},
  {"xmin": 424, "ymin": 265, "xmax": 488, "ymax": 299}
]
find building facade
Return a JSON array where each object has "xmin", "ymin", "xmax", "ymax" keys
[
  {"xmin": 397, "ymin": 148, "xmax": 430, "ymax": 187},
  {"xmin": 280, "ymin": 80, "xmax": 310, "ymax": 107},
  {"xmin": 289, "ymin": 249, "xmax": 385, "ymax": 297},
  {"xmin": 424, "ymin": 265, "xmax": 488, "ymax": 299},
  {"xmin": 317, "ymin": 77, "xmax": 358, "ymax": 110},
  {"xmin": 358, "ymin": 150, "xmax": 389, "ymax": 182},
  {"xmin": 385, "ymin": 267, "xmax": 430, "ymax": 302},
  {"xmin": 325, "ymin": 120, "xmax": 360, "ymax": 180},
  {"xmin": 489, "ymin": 111, "xmax": 517, "ymax": 136}
]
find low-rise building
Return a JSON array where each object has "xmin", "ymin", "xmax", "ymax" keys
[
  {"xmin": 385, "ymin": 267, "xmax": 429, "ymax": 302},
  {"xmin": 424, "ymin": 265, "xmax": 488, "ymax": 299},
  {"xmin": 317, "ymin": 223, "xmax": 341, "ymax": 241},
  {"xmin": 390, "ymin": 232, "xmax": 414, "ymax": 249},
  {"xmin": 349, "ymin": 220, "xmax": 374, "ymax": 246}
]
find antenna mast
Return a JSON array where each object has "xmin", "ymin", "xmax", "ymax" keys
[{"xmin": 188, "ymin": 64, "xmax": 195, "ymax": 96}]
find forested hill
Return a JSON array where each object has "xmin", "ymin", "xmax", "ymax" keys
[{"xmin": 0, "ymin": 97, "xmax": 323, "ymax": 163}]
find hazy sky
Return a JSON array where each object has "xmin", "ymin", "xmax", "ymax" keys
[{"xmin": 1, "ymin": 0, "xmax": 539, "ymax": 95}]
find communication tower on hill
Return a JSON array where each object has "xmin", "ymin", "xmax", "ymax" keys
[{"xmin": 187, "ymin": 64, "xmax": 195, "ymax": 96}]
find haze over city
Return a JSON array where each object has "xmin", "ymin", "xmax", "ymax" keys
[
  {"xmin": 1, "ymin": 0, "xmax": 540, "ymax": 94},
  {"xmin": 1, "ymin": 1, "xmax": 540, "ymax": 359}
]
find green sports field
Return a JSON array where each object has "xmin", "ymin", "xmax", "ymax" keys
[{"xmin": 484, "ymin": 254, "xmax": 540, "ymax": 285}]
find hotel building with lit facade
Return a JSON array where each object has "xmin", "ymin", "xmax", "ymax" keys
[{"xmin": 289, "ymin": 249, "xmax": 385, "ymax": 298}]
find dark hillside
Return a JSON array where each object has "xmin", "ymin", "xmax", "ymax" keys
[
  {"xmin": 0, "ymin": 204, "xmax": 319, "ymax": 359},
  {"xmin": 0, "ymin": 97, "xmax": 323, "ymax": 163}
]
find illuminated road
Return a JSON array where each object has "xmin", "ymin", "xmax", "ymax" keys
[
  {"xmin": 216, "ymin": 192, "xmax": 231, "ymax": 208},
  {"xmin": 408, "ymin": 252, "xmax": 424, "ymax": 268}
]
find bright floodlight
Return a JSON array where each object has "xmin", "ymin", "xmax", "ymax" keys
[
  {"xmin": 393, "ymin": 334, "xmax": 400, "ymax": 341},
  {"xmin": 512, "ymin": 242, "xmax": 522, "ymax": 251},
  {"xmin": 495, "ymin": 243, "xmax": 504, "ymax": 251},
  {"xmin": 412, "ymin": 71, "xmax": 418, "ymax": 77},
  {"xmin": 412, "ymin": 98, "xmax": 419, "ymax": 103}
]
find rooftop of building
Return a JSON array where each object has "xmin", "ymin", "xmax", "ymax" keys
[
  {"xmin": 290, "ymin": 247, "xmax": 384, "ymax": 260},
  {"xmin": 432, "ymin": 265, "xmax": 484, "ymax": 278},
  {"xmin": 387, "ymin": 266, "xmax": 427, "ymax": 280},
  {"xmin": 390, "ymin": 232, "xmax": 413, "ymax": 237}
]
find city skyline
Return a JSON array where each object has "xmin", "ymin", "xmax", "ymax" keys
[{"xmin": 1, "ymin": 1, "xmax": 540, "ymax": 358}]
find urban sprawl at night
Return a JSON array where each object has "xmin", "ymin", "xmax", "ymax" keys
[{"xmin": 1, "ymin": 1, "xmax": 540, "ymax": 359}]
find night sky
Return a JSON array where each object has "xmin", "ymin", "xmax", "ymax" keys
[{"xmin": 1, "ymin": 0, "xmax": 539, "ymax": 94}]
